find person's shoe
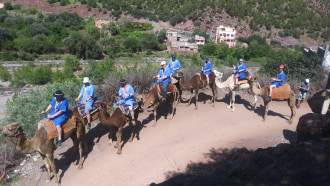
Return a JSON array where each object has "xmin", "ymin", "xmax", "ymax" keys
[
  {"xmin": 87, "ymin": 123, "xmax": 91, "ymax": 130},
  {"xmin": 163, "ymin": 97, "xmax": 166, "ymax": 102},
  {"xmin": 296, "ymin": 104, "xmax": 300, "ymax": 109},
  {"xmin": 234, "ymin": 84, "xmax": 238, "ymax": 88},
  {"xmin": 266, "ymin": 96, "xmax": 272, "ymax": 102},
  {"xmin": 131, "ymin": 120, "xmax": 136, "ymax": 126},
  {"xmin": 205, "ymin": 84, "xmax": 210, "ymax": 89},
  {"xmin": 57, "ymin": 140, "xmax": 62, "ymax": 147}
]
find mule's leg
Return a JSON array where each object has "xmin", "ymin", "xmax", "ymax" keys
[
  {"xmin": 41, "ymin": 154, "xmax": 52, "ymax": 182},
  {"xmin": 115, "ymin": 127, "xmax": 123, "ymax": 154},
  {"xmin": 288, "ymin": 97, "xmax": 296, "ymax": 124},
  {"xmin": 152, "ymin": 104, "xmax": 159, "ymax": 126},
  {"xmin": 186, "ymin": 89, "xmax": 194, "ymax": 107},
  {"xmin": 68, "ymin": 134, "xmax": 78, "ymax": 165},
  {"xmin": 78, "ymin": 137, "xmax": 83, "ymax": 169},
  {"xmin": 253, "ymin": 94, "xmax": 257, "ymax": 110},
  {"xmin": 263, "ymin": 101, "xmax": 269, "ymax": 121},
  {"xmin": 195, "ymin": 89, "xmax": 199, "ymax": 110},
  {"xmin": 208, "ymin": 83, "xmax": 216, "ymax": 106},
  {"xmin": 108, "ymin": 126, "xmax": 113, "ymax": 144},
  {"xmin": 227, "ymin": 90, "xmax": 233, "ymax": 109},
  {"xmin": 231, "ymin": 91, "xmax": 235, "ymax": 111},
  {"xmin": 129, "ymin": 121, "xmax": 136, "ymax": 142},
  {"xmin": 46, "ymin": 153, "xmax": 59, "ymax": 184}
]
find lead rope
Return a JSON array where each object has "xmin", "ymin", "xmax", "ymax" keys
[{"xmin": 0, "ymin": 136, "xmax": 8, "ymax": 183}]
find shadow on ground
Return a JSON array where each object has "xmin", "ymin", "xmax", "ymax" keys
[{"xmin": 151, "ymin": 112, "xmax": 330, "ymax": 186}]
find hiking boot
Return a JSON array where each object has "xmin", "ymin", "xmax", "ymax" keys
[
  {"xmin": 206, "ymin": 84, "xmax": 210, "ymax": 89},
  {"xmin": 296, "ymin": 104, "xmax": 300, "ymax": 109},
  {"xmin": 87, "ymin": 123, "xmax": 91, "ymax": 130},
  {"xmin": 57, "ymin": 140, "xmax": 62, "ymax": 147},
  {"xmin": 234, "ymin": 84, "xmax": 238, "ymax": 88},
  {"xmin": 131, "ymin": 120, "xmax": 136, "ymax": 126},
  {"xmin": 163, "ymin": 97, "xmax": 166, "ymax": 102},
  {"xmin": 266, "ymin": 96, "xmax": 272, "ymax": 102}
]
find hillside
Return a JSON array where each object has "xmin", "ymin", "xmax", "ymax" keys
[{"xmin": 2, "ymin": 0, "xmax": 329, "ymax": 47}]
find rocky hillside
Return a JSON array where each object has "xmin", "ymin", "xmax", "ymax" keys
[{"xmin": 2, "ymin": 0, "xmax": 329, "ymax": 47}]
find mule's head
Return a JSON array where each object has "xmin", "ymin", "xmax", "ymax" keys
[
  {"xmin": 248, "ymin": 76, "xmax": 258, "ymax": 82},
  {"xmin": 0, "ymin": 122, "xmax": 23, "ymax": 137},
  {"xmin": 212, "ymin": 70, "xmax": 223, "ymax": 78},
  {"xmin": 142, "ymin": 87, "xmax": 160, "ymax": 109}
]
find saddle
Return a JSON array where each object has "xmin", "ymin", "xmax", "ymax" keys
[
  {"xmin": 154, "ymin": 82, "xmax": 175, "ymax": 95},
  {"xmin": 238, "ymin": 71, "xmax": 250, "ymax": 81},
  {"xmin": 76, "ymin": 97, "xmax": 103, "ymax": 118},
  {"xmin": 270, "ymin": 84, "xmax": 291, "ymax": 100},
  {"xmin": 200, "ymin": 71, "xmax": 215, "ymax": 81},
  {"xmin": 115, "ymin": 101, "xmax": 140, "ymax": 116},
  {"xmin": 37, "ymin": 110, "xmax": 77, "ymax": 140}
]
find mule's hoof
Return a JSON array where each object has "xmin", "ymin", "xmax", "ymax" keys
[
  {"xmin": 117, "ymin": 151, "xmax": 122, "ymax": 155},
  {"xmin": 114, "ymin": 144, "xmax": 118, "ymax": 148},
  {"xmin": 46, "ymin": 179, "xmax": 50, "ymax": 183},
  {"xmin": 78, "ymin": 165, "xmax": 83, "ymax": 169}
]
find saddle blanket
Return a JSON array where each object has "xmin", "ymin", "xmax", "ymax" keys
[
  {"xmin": 153, "ymin": 82, "xmax": 175, "ymax": 95},
  {"xmin": 271, "ymin": 84, "xmax": 291, "ymax": 100},
  {"xmin": 115, "ymin": 102, "xmax": 139, "ymax": 116},
  {"xmin": 199, "ymin": 71, "xmax": 215, "ymax": 81},
  {"xmin": 77, "ymin": 97, "xmax": 103, "ymax": 118},
  {"xmin": 38, "ymin": 111, "xmax": 76, "ymax": 140}
]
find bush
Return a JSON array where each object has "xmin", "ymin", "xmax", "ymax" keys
[
  {"xmin": 0, "ymin": 64, "xmax": 11, "ymax": 81},
  {"xmin": 1, "ymin": 81, "xmax": 81, "ymax": 136}
]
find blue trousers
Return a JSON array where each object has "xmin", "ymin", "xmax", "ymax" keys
[{"xmin": 162, "ymin": 79, "xmax": 170, "ymax": 97}]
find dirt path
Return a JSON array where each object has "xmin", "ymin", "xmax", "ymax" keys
[{"xmin": 13, "ymin": 90, "xmax": 311, "ymax": 186}]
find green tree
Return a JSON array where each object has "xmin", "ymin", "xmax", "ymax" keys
[
  {"xmin": 86, "ymin": 22, "xmax": 100, "ymax": 40},
  {"xmin": 0, "ymin": 28, "xmax": 12, "ymax": 49},
  {"xmin": 64, "ymin": 55, "xmax": 80, "ymax": 71},
  {"xmin": 0, "ymin": 64, "xmax": 11, "ymax": 81},
  {"xmin": 123, "ymin": 36, "xmax": 142, "ymax": 52}
]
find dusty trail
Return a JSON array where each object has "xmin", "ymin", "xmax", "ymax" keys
[{"xmin": 15, "ymin": 90, "xmax": 311, "ymax": 186}]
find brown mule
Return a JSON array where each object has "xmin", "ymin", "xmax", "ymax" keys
[
  {"xmin": 0, "ymin": 111, "xmax": 85, "ymax": 185},
  {"xmin": 142, "ymin": 82, "xmax": 179, "ymax": 125}
]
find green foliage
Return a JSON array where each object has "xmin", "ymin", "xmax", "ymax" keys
[
  {"xmin": 123, "ymin": 36, "xmax": 142, "ymax": 52},
  {"xmin": 2, "ymin": 81, "xmax": 81, "ymax": 134},
  {"xmin": 3, "ymin": 2, "xmax": 13, "ymax": 10},
  {"xmin": 80, "ymin": 59, "xmax": 116, "ymax": 84},
  {"xmin": 0, "ymin": 27, "xmax": 12, "ymax": 49},
  {"xmin": 146, "ymin": 49, "xmax": 152, "ymax": 55},
  {"xmin": 86, "ymin": 22, "xmax": 100, "ymax": 40},
  {"xmin": 0, "ymin": 64, "xmax": 11, "ymax": 81},
  {"xmin": 62, "ymin": 31, "xmax": 103, "ymax": 59},
  {"xmin": 64, "ymin": 55, "xmax": 80, "ymax": 71},
  {"xmin": 259, "ymin": 50, "xmax": 321, "ymax": 80},
  {"xmin": 157, "ymin": 29, "xmax": 167, "ymax": 43}
]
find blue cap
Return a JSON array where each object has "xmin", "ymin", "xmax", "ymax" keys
[
  {"xmin": 172, "ymin": 55, "xmax": 176, "ymax": 59},
  {"xmin": 205, "ymin": 56, "xmax": 209, "ymax": 60}
]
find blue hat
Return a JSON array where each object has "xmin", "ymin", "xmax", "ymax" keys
[
  {"xmin": 172, "ymin": 55, "xmax": 176, "ymax": 59},
  {"xmin": 205, "ymin": 56, "xmax": 209, "ymax": 60}
]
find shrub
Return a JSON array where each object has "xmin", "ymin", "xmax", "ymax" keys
[
  {"xmin": 0, "ymin": 64, "xmax": 11, "ymax": 81},
  {"xmin": 1, "ymin": 81, "xmax": 81, "ymax": 136}
]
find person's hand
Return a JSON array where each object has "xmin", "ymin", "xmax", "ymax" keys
[
  {"xmin": 83, "ymin": 101, "xmax": 86, "ymax": 104},
  {"xmin": 41, "ymin": 110, "xmax": 45, "ymax": 114},
  {"xmin": 75, "ymin": 98, "xmax": 79, "ymax": 101},
  {"xmin": 47, "ymin": 114, "xmax": 52, "ymax": 119}
]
